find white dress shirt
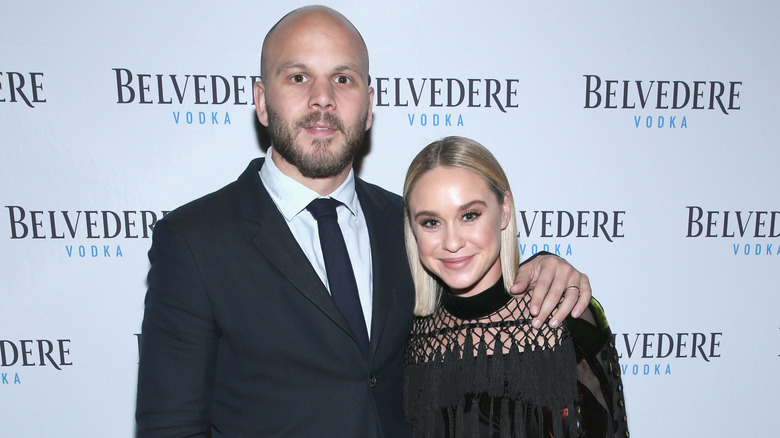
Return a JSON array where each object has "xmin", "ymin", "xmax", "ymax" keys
[{"xmin": 259, "ymin": 148, "xmax": 373, "ymax": 334}]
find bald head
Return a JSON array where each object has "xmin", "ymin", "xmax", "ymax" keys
[
  {"xmin": 261, "ymin": 5, "xmax": 369, "ymax": 83},
  {"xmin": 252, "ymin": 5, "xmax": 374, "ymax": 191}
]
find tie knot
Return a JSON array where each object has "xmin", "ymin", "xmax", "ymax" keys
[{"xmin": 306, "ymin": 198, "xmax": 341, "ymax": 221}]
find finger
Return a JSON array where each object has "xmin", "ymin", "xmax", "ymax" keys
[
  {"xmin": 509, "ymin": 262, "xmax": 532, "ymax": 295},
  {"xmin": 572, "ymin": 274, "xmax": 592, "ymax": 318},
  {"xmin": 529, "ymin": 262, "xmax": 560, "ymax": 327},
  {"xmin": 538, "ymin": 264, "xmax": 573, "ymax": 328},
  {"xmin": 533, "ymin": 260, "xmax": 576, "ymax": 327},
  {"xmin": 549, "ymin": 281, "xmax": 579, "ymax": 326},
  {"xmin": 549, "ymin": 273, "xmax": 592, "ymax": 323}
]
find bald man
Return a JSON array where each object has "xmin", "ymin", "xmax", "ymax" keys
[{"xmin": 136, "ymin": 6, "xmax": 591, "ymax": 437}]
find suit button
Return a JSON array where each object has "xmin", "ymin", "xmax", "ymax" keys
[{"xmin": 369, "ymin": 375, "xmax": 377, "ymax": 387}]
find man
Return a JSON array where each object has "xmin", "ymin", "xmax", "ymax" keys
[{"xmin": 136, "ymin": 6, "xmax": 591, "ymax": 437}]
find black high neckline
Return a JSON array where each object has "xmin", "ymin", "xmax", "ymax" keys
[{"xmin": 441, "ymin": 277, "xmax": 511, "ymax": 320}]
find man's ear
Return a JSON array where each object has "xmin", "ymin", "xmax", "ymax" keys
[
  {"xmin": 254, "ymin": 81, "xmax": 269, "ymax": 127},
  {"xmin": 364, "ymin": 87, "xmax": 374, "ymax": 131}
]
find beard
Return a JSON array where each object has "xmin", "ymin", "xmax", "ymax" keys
[{"xmin": 267, "ymin": 106, "xmax": 367, "ymax": 179}]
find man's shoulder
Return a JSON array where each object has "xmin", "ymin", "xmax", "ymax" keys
[
  {"xmin": 355, "ymin": 178, "xmax": 402, "ymax": 209},
  {"xmin": 168, "ymin": 181, "xmax": 239, "ymax": 222},
  {"xmin": 160, "ymin": 158, "xmax": 264, "ymax": 229}
]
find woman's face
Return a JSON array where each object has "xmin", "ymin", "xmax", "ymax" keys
[{"xmin": 408, "ymin": 166, "xmax": 511, "ymax": 297}]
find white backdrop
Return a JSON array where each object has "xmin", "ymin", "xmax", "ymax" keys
[{"xmin": 2, "ymin": 1, "xmax": 778, "ymax": 436}]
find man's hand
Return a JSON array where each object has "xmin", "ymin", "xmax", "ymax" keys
[{"xmin": 510, "ymin": 254, "xmax": 592, "ymax": 328}]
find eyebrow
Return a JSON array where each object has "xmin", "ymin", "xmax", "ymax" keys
[
  {"xmin": 275, "ymin": 62, "xmax": 310, "ymax": 76},
  {"xmin": 412, "ymin": 200, "xmax": 488, "ymax": 220},
  {"xmin": 276, "ymin": 62, "xmax": 365, "ymax": 79}
]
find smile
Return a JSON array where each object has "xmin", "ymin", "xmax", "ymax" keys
[{"xmin": 439, "ymin": 255, "xmax": 474, "ymax": 270}]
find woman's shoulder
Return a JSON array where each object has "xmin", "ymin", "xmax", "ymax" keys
[
  {"xmin": 565, "ymin": 298, "xmax": 630, "ymax": 438},
  {"xmin": 565, "ymin": 298, "xmax": 613, "ymax": 353}
]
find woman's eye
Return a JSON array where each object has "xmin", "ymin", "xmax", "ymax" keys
[
  {"xmin": 462, "ymin": 211, "xmax": 481, "ymax": 221},
  {"xmin": 419, "ymin": 218, "xmax": 439, "ymax": 228}
]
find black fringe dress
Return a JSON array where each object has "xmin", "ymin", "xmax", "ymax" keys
[{"xmin": 404, "ymin": 277, "xmax": 629, "ymax": 438}]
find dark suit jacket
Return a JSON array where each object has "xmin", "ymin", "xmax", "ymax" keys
[{"xmin": 136, "ymin": 158, "xmax": 415, "ymax": 437}]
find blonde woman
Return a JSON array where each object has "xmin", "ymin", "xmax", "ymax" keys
[{"xmin": 402, "ymin": 136, "xmax": 628, "ymax": 437}]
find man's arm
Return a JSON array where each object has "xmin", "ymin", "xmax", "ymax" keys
[
  {"xmin": 510, "ymin": 253, "xmax": 592, "ymax": 329},
  {"xmin": 136, "ymin": 219, "xmax": 218, "ymax": 437}
]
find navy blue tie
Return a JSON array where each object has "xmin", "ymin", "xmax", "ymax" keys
[{"xmin": 306, "ymin": 198, "xmax": 369, "ymax": 353}]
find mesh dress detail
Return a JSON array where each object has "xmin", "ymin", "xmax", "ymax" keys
[{"xmin": 404, "ymin": 278, "xmax": 584, "ymax": 438}]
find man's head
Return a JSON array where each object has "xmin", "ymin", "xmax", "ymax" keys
[{"xmin": 254, "ymin": 6, "xmax": 374, "ymax": 183}]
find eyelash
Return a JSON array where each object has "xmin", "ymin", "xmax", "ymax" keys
[
  {"xmin": 288, "ymin": 74, "xmax": 353, "ymax": 85},
  {"xmin": 462, "ymin": 210, "xmax": 481, "ymax": 221},
  {"xmin": 419, "ymin": 218, "xmax": 439, "ymax": 229},
  {"xmin": 417, "ymin": 210, "xmax": 482, "ymax": 229}
]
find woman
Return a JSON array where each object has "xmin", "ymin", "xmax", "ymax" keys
[{"xmin": 402, "ymin": 137, "xmax": 628, "ymax": 438}]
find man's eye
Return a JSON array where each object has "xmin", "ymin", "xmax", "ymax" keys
[
  {"xmin": 291, "ymin": 74, "xmax": 307, "ymax": 83},
  {"xmin": 335, "ymin": 75, "xmax": 352, "ymax": 85}
]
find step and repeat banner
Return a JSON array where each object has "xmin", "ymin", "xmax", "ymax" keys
[{"xmin": 2, "ymin": 1, "xmax": 778, "ymax": 436}]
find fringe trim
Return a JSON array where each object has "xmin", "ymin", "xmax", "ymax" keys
[{"xmin": 405, "ymin": 337, "xmax": 583, "ymax": 437}]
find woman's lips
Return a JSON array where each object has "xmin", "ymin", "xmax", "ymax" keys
[{"xmin": 439, "ymin": 255, "xmax": 474, "ymax": 270}]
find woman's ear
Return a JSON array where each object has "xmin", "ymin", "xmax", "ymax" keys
[{"xmin": 500, "ymin": 190, "xmax": 512, "ymax": 230}]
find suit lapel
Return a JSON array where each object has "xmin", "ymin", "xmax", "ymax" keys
[
  {"xmin": 356, "ymin": 180, "xmax": 402, "ymax": 359},
  {"xmin": 237, "ymin": 158, "xmax": 358, "ymax": 342}
]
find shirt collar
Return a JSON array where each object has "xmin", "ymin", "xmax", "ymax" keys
[{"xmin": 259, "ymin": 147, "xmax": 360, "ymax": 222}]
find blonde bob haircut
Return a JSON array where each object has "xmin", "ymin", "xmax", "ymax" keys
[{"xmin": 403, "ymin": 136, "xmax": 519, "ymax": 316}]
